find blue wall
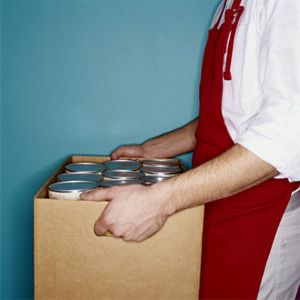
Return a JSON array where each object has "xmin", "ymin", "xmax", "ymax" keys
[
  {"xmin": 1, "ymin": 0, "xmax": 219, "ymax": 298},
  {"xmin": 1, "ymin": 2, "xmax": 3, "ymax": 299}
]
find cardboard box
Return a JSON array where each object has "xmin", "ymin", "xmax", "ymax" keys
[{"xmin": 34, "ymin": 156, "xmax": 204, "ymax": 300}]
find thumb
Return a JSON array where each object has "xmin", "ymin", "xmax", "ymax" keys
[
  {"xmin": 80, "ymin": 187, "xmax": 114, "ymax": 202},
  {"xmin": 94, "ymin": 215, "xmax": 109, "ymax": 236}
]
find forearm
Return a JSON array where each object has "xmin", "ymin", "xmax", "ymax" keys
[
  {"xmin": 83, "ymin": 144, "xmax": 278, "ymax": 242},
  {"xmin": 156, "ymin": 144, "xmax": 278, "ymax": 215},
  {"xmin": 142, "ymin": 118, "xmax": 198, "ymax": 158}
]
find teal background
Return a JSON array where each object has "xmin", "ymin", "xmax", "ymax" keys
[{"xmin": 1, "ymin": 0, "xmax": 219, "ymax": 299}]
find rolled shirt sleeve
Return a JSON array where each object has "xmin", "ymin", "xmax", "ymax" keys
[{"xmin": 236, "ymin": 0, "xmax": 300, "ymax": 181}]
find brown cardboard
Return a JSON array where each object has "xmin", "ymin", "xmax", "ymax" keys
[{"xmin": 34, "ymin": 156, "xmax": 204, "ymax": 300}]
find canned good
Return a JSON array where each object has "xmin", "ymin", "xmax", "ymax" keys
[
  {"xmin": 104, "ymin": 160, "xmax": 141, "ymax": 171},
  {"xmin": 57, "ymin": 172, "xmax": 102, "ymax": 184},
  {"xmin": 102, "ymin": 170, "xmax": 141, "ymax": 181},
  {"xmin": 140, "ymin": 165, "xmax": 181, "ymax": 176},
  {"xmin": 142, "ymin": 173, "xmax": 178, "ymax": 184},
  {"xmin": 65, "ymin": 163, "xmax": 105, "ymax": 174},
  {"xmin": 142, "ymin": 158, "xmax": 180, "ymax": 167},
  {"xmin": 100, "ymin": 179, "xmax": 143, "ymax": 188},
  {"xmin": 48, "ymin": 181, "xmax": 98, "ymax": 200},
  {"xmin": 143, "ymin": 181, "xmax": 154, "ymax": 186}
]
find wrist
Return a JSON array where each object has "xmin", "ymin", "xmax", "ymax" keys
[{"xmin": 150, "ymin": 181, "xmax": 177, "ymax": 217}]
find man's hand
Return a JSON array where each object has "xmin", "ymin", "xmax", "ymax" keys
[
  {"xmin": 80, "ymin": 184, "xmax": 174, "ymax": 242},
  {"xmin": 111, "ymin": 119, "xmax": 198, "ymax": 160},
  {"xmin": 111, "ymin": 144, "xmax": 150, "ymax": 160}
]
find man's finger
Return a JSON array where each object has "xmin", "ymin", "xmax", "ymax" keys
[
  {"xmin": 80, "ymin": 187, "xmax": 113, "ymax": 201},
  {"xmin": 94, "ymin": 217, "xmax": 109, "ymax": 236},
  {"xmin": 111, "ymin": 147, "xmax": 127, "ymax": 160}
]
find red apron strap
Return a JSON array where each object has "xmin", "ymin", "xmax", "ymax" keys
[
  {"xmin": 213, "ymin": 0, "xmax": 228, "ymax": 30},
  {"xmin": 233, "ymin": 0, "xmax": 242, "ymax": 9},
  {"xmin": 224, "ymin": 4, "xmax": 244, "ymax": 80}
]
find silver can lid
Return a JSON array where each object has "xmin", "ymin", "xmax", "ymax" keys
[
  {"xmin": 48, "ymin": 181, "xmax": 98, "ymax": 193},
  {"xmin": 102, "ymin": 170, "xmax": 141, "ymax": 180},
  {"xmin": 100, "ymin": 179, "xmax": 142, "ymax": 188},
  {"xmin": 65, "ymin": 163, "xmax": 105, "ymax": 173},
  {"xmin": 57, "ymin": 172, "xmax": 102, "ymax": 183},
  {"xmin": 104, "ymin": 160, "xmax": 141, "ymax": 171},
  {"xmin": 142, "ymin": 158, "xmax": 180, "ymax": 167},
  {"xmin": 140, "ymin": 165, "xmax": 181, "ymax": 175},
  {"xmin": 141, "ymin": 174, "xmax": 177, "ymax": 183}
]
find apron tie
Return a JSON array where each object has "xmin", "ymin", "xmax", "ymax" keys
[{"xmin": 223, "ymin": 2, "xmax": 244, "ymax": 80}]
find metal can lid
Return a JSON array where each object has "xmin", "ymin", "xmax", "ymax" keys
[
  {"xmin": 100, "ymin": 179, "xmax": 142, "ymax": 188},
  {"xmin": 141, "ymin": 174, "xmax": 175, "ymax": 183},
  {"xmin": 48, "ymin": 181, "xmax": 98, "ymax": 193},
  {"xmin": 143, "ymin": 177, "xmax": 164, "ymax": 183},
  {"xmin": 143, "ymin": 181, "xmax": 154, "ymax": 185},
  {"xmin": 142, "ymin": 158, "xmax": 180, "ymax": 167},
  {"xmin": 104, "ymin": 160, "xmax": 141, "ymax": 171},
  {"xmin": 140, "ymin": 165, "xmax": 181, "ymax": 174},
  {"xmin": 102, "ymin": 170, "xmax": 141, "ymax": 180},
  {"xmin": 57, "ymin": 172, "xmax": 102, "ymax": 183},
  {"xmin": 142, "ymin": 172, "xmax": 178, "ymax": 178},
  {"xmin": 65, "ymin": 163, "xmax": 105, "ymax": 173}
]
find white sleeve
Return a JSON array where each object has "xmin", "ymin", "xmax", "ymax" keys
[{"xmin": 236, "ymin": 0, "xmax": 300, "ymax": 181}]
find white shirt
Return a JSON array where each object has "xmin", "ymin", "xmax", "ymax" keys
[{"xmin": 212, "ymin": 0, "xmax": 300, "ymax": 181}]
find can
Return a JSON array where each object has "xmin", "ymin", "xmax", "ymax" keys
[
  {"xmin": 48, "ymin": 181, "xmax": 98, "ymax": 200},
  {"xmin": 140, "ymin": 165, "xmax": 181, "ymax": 176},
  {"xmin": 104, "ymin": 160, "xmax": 141, "ymax": 171},
  {"xmin": 65, "ymin": 163, "xmax": 105, "ymax": 174},
  {"xmin": 142, "ymin": 173, "xmax": 178, "ymax": 184},
  {"xmin": 142, "ymin": 158, "xmax": 180, "ymax": 167},
  {"xmin": 102, "ymin": 170, "xmax": 141, "ymax": 181},
  {"xmin": 100, "ymin": 179, "xmax": 143, "ymax": 188},
  {"xmin": 57, "ymin": 172, "xmax": 102, "ymax": 184}
]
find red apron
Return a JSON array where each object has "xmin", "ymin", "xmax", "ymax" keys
[{"xmin": 192, "ymin": 0, "xmax": 299, "ymax": 299}]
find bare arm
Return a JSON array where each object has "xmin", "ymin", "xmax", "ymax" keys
[
  {"xmin": 159, "ymin": 144, "xmax": 278, "ymax": 214},
  {"xmin": 111, "ymin": 118, "xmax": 198, "ymax": 159},
  {"xmin": 142, "ymin": 118, "xmax": 198, "ymax": 158},
  {"xmin": 82, "ymin": 144, "xmax": 278, "ymax": 241}
]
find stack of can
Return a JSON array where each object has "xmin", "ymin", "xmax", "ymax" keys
[
  {"xmin": 140, "ymin": 159, "xmax": 182, "ymax": 184},
  {"xmin": 48, "ymin": 158, "xmax": 183, "ymax": 200}
]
